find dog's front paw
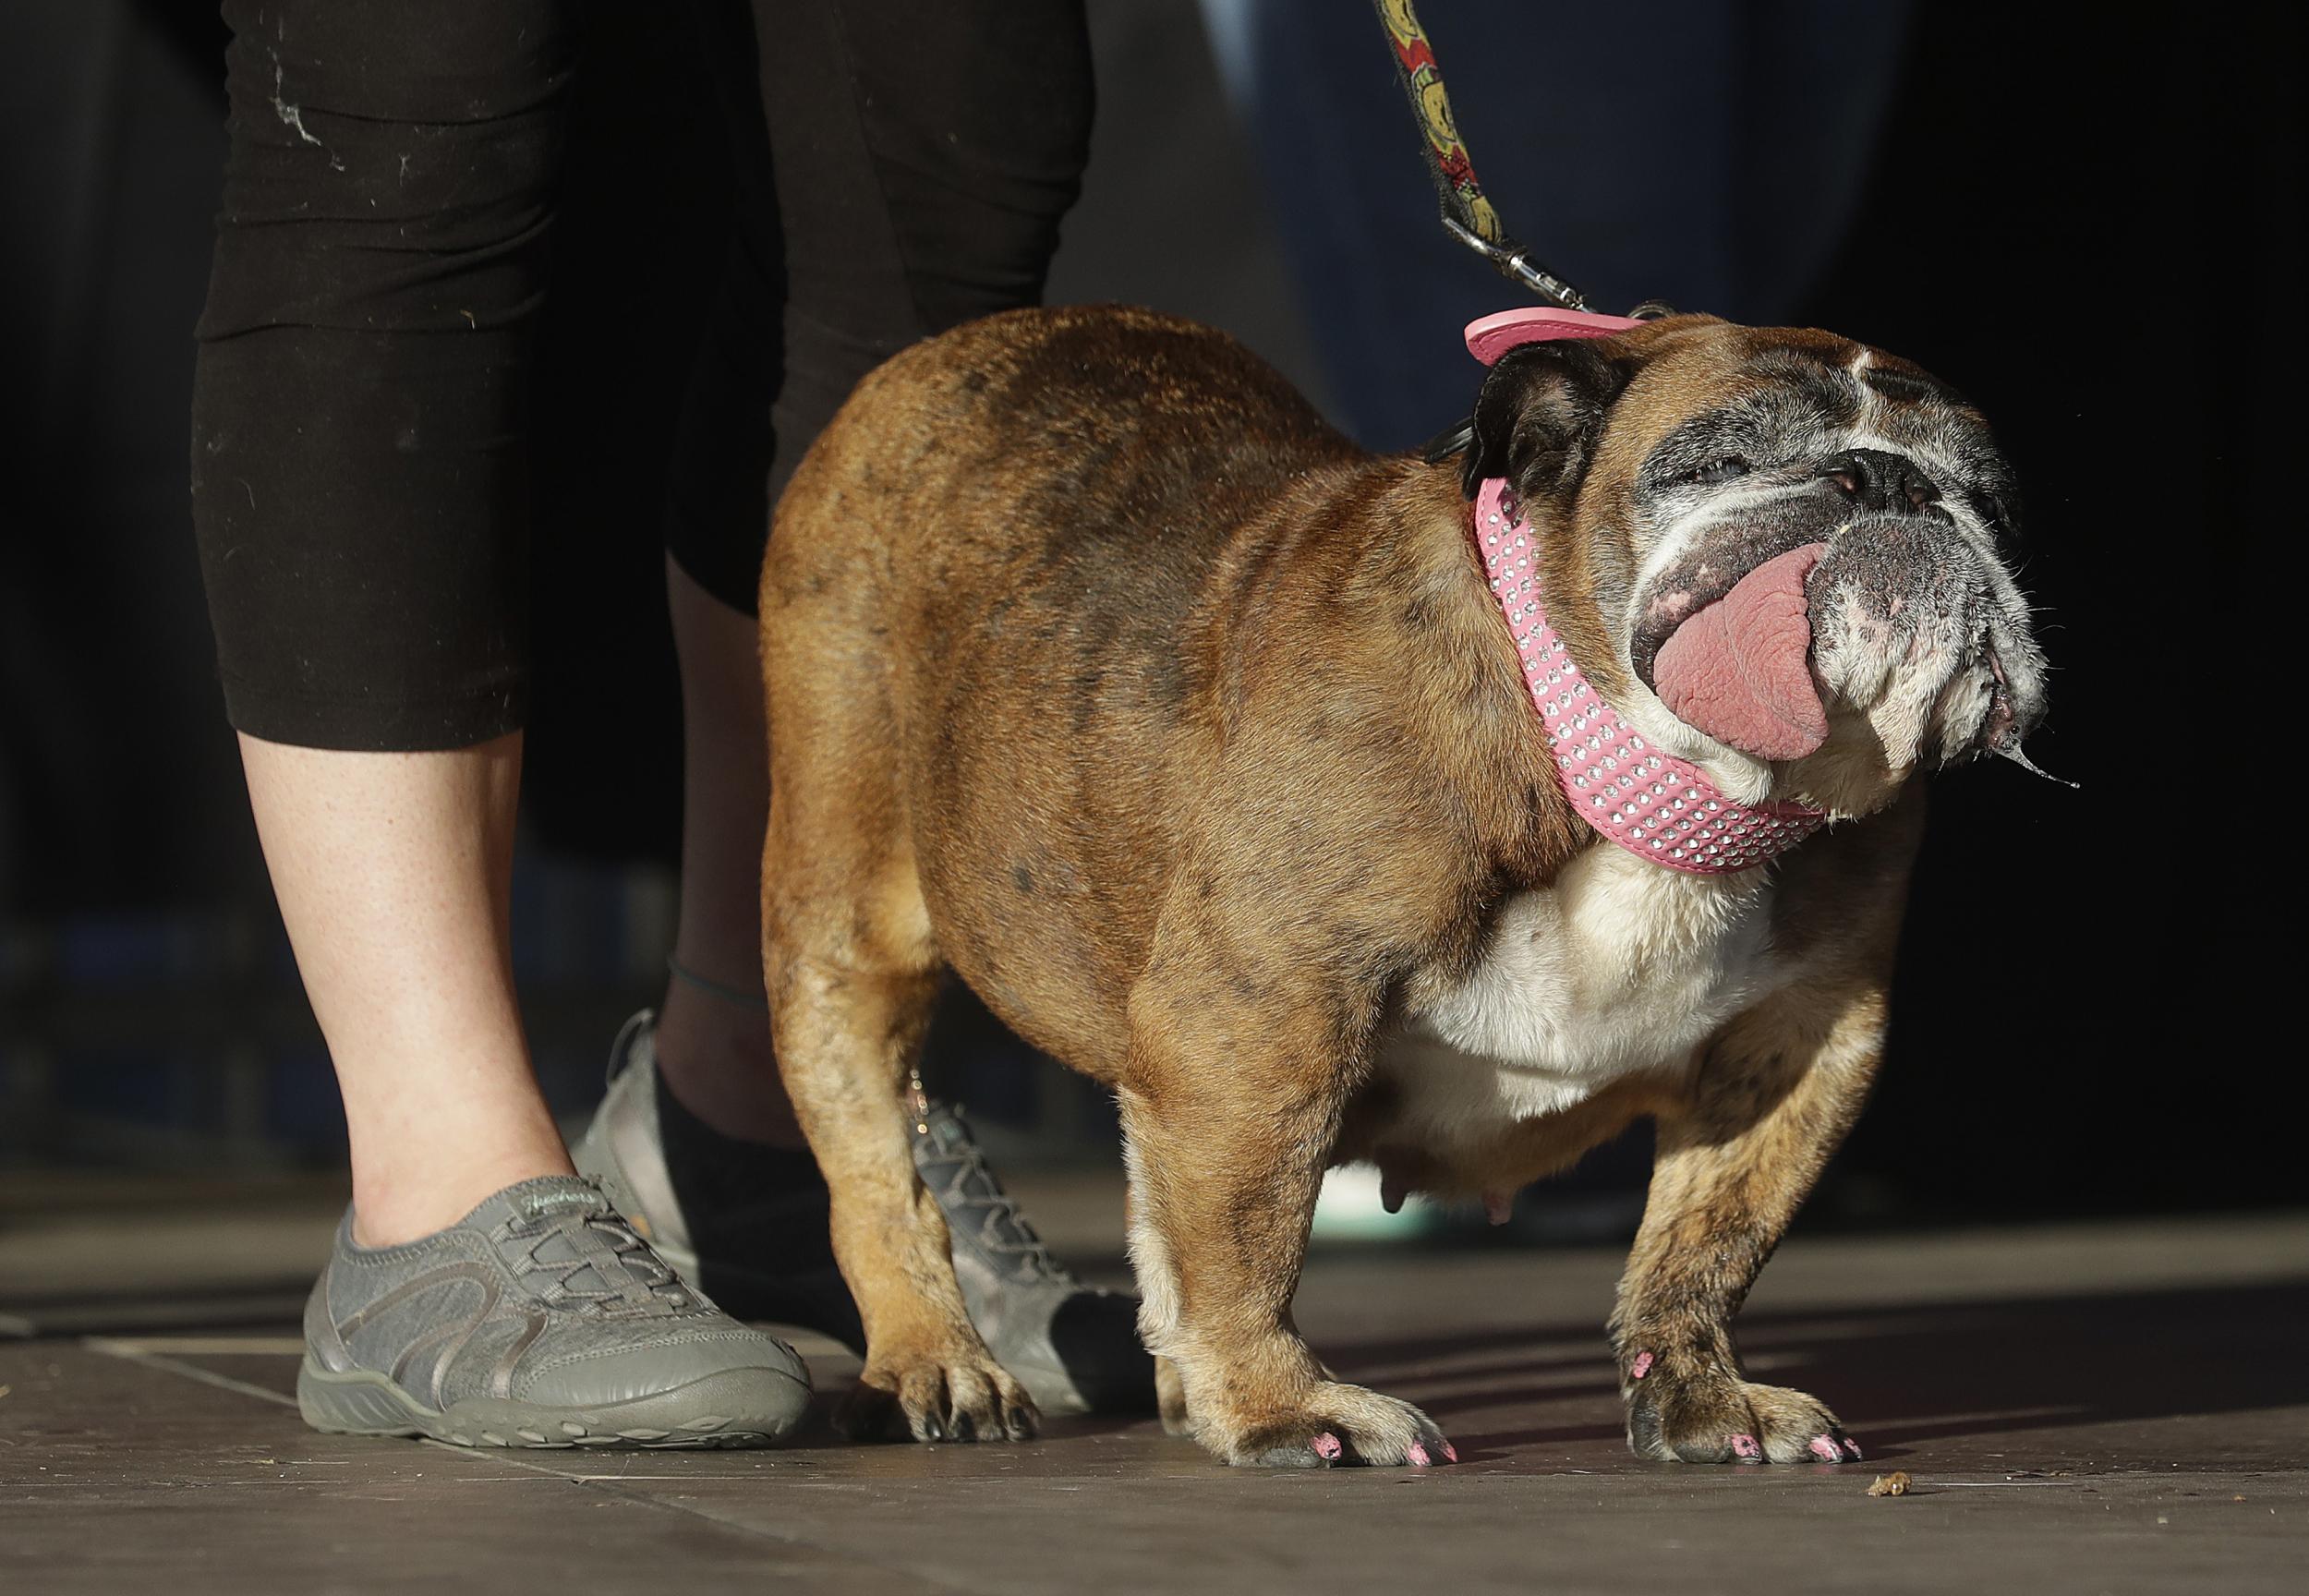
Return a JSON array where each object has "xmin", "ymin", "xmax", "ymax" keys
[
  {"xmin": 1624, "ymin": 1360, "xmax": 1862, "ymax": 1465},
  {"xmin": 840, "ymin": 1338, "xmax": 1040, "ymax": 1445},
  {"xmin": 1203, "ymin": 1380, "xmax": 1457, "ymax": 1469}
]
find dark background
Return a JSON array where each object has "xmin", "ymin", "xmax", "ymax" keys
[
  {"xmin": 1795, "ymin": 4, "xmax": 2295, "ymax": 1212},
  {"xmin": 0, "ymin": 2, "xmax": 2297, "ymax": 1222}
]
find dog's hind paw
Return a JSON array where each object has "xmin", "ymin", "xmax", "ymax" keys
[
  {"xmin": 1213, "ymin": 1382, "xmax": 1457, "ymax": 1469},
  {"xmin": 1154, "ymin": 1354, "xmax": 1195, "ymax": 1438},
  {"xmin": 1626, "ymin": 1371, "xmax": 1860, "ymax": 1466}
]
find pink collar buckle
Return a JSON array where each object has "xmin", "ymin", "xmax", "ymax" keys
[{"xmin": 1471, "ymin": 476, "xmax": 1826, "ymax": 876}]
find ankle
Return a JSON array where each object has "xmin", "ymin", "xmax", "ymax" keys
[
  {"xmin": 349, "ymin": 1143, "xmax": 574, "ymax": 1248},
  {"xmin": 653, "ymin": 980, "xmax": 809, "ymax": 1149}
]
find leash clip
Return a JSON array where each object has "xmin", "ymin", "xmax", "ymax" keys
[{"xmin": 1441, "ymin": 217, "xmax": 1590, "ymax": 312}]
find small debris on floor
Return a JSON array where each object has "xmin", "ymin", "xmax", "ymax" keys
[{"xmin": 1867, "ymin": 1471, "xmax": 1914, "ymax": 1497}]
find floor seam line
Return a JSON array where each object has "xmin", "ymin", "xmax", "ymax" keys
[{"xmin": 82, "ymin": 1337, "xmax": 300, "ymax": 1409}]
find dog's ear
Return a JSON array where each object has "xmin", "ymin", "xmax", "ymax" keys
[{"xmin": 1453, "ymin": 339, "xmax": 1635, "ymax": 502}]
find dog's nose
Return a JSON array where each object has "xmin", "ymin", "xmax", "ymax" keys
[{"xmin": 1819, "ymin": 448, "xmax": 1940, "ymax": 515}]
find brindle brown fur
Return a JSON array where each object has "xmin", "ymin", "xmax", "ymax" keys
[{"xmin": 759, "ymin": 305, "xmax": 1922, "ymax": 1467}]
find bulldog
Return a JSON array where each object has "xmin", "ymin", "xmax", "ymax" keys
[{"xmin": 755, "ymin": 304, "xmax": 2048, "ymax": 1468}]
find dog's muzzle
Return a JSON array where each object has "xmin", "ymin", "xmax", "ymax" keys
[
  {"xmin": 1631, "ymin": 457, "xmax": 2043, "ymax": 772},
  {"xmin": 1804, "ymin": 514, "xmax": 2042, "ymax": 769}
]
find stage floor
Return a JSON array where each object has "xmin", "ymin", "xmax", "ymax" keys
[{"xmin": 4, "ymin": 1186, "xmax": 2303, "ymax": 1594}]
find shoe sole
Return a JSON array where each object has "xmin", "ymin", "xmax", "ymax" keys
[{"xmin": 297, "ymin": 1359, "xmax": 810, "ymax": 1450}]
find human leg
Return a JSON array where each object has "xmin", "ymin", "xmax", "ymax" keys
[
  {"xmin": 191, "ymin": 0, "xmax": 810, "ymax": 1441},
  {"xmin": 647, "ymin": 0, "xmax": 1096, "ymax": 1121},
  {"xmin": 650, "ymin": 555, "xmax": 803, "ymax": 1147},
  {"xmin": 239, "ymin": 733, "xmax": 566, "ymax": 1245},
  {"xmin": 577, "ymin": 0, "xmax": 1150, "ymax": 1413},
  {"xmin": 190, "ymin": 0, "xmax": 582, "ymax": 1241}
]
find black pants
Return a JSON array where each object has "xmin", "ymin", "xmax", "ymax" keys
[{"xmin": 189, "ymin": 0, "xmax": 1092, "ymax": 750}]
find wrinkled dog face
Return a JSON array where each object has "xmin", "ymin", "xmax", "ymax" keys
[{"xmin": 1463, "ymin": 318, "xmax": 2048, "ymax": 816}]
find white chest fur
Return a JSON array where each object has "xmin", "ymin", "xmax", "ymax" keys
[{"xmin": 1376, "ymin": 847, "xmax": 1788, "ymax": 1148}]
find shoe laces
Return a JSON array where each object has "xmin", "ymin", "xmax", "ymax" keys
[
  {"xmin": 912, "ymin": 1102, "xmax": 1075, "ymax": 1286},
  {"xmin": 502, "ymin": 1197, "xmax": 695, "ymax": 1317}
]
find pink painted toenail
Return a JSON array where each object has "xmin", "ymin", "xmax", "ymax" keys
[
  {"xmin": 1441, "ymin": 1441, "xmax": 1459, "ymax": 1463},
  {"xmin": 1731, "ymin": 1433, "xmax": 1761, "ymax": 1459},
  {"xmin": 1312, "ymin": 1433, "xmax": 1343, "ymax": 1460},
  {"xmin": 1408, "ymin": 1443, "xmax": 1432, "ymax": 1467},
  {"xmin": 1630, "ymin": 1351, "xmax": 1655, "ymax": 1380},
  {"xmin": 1809, "ymin": 1433, "xmax": 1843, "ymax": 1462}
]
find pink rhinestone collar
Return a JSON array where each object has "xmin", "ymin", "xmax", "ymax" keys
[{"xmin": 1472, "ymin": 475, "xmax": 1827, "ymax": 876}]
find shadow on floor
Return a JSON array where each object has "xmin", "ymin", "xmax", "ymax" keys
[{"xmin": 1320, "ymin": 1278, "xmax": 2309, "ymax": 1462}]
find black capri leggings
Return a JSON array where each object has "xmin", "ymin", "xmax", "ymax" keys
[{"xmin": 190, "ymin": 0, "xmax": 1091, "ymax": 750}]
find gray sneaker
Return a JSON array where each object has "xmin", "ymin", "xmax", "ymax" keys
[
  {"xmin": 298, "ymin": 1175, "xmax": 811, "ymax": 1449},
  {"xmin": 574, "ymin": 1011, "xmax": 1153, "ymax": 1416},
  {"xmin": 913, "ymin": 1099, "xmax": 1153, "ymax": 1416}
]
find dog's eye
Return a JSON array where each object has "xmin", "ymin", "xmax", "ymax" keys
[{"xmin": 1685, "ymin": 456, "xmax": 1750, "ymax": 485}]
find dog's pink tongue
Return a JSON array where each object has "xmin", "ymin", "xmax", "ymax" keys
[{"xmin": 1651, "ymin": 543, "xmax": 1829, "ymax": 761}]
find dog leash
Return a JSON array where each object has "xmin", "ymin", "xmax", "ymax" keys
[
  {"xmin": 1370, "ymin": 8, "xmax": 1802, "ymax": 863},
  {"xmin": 1372, "ymin": 0, "xmax": 1594, "ymax": 311}
]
